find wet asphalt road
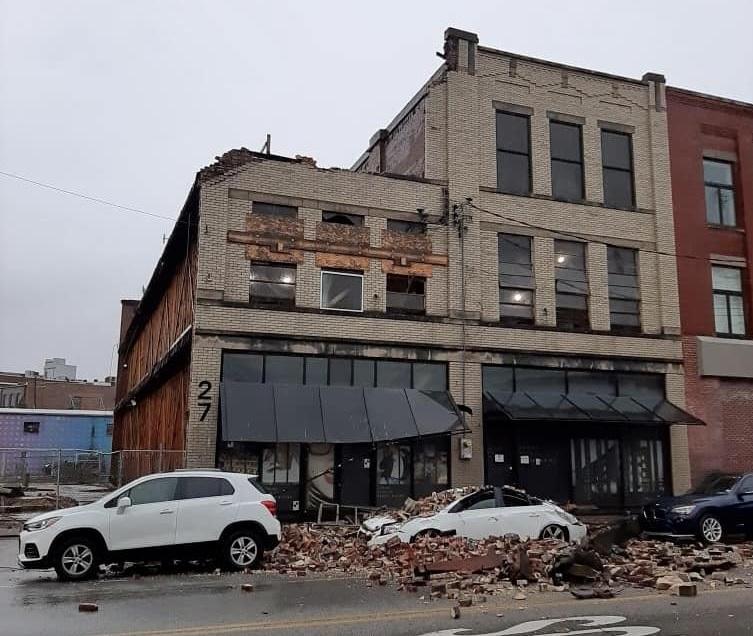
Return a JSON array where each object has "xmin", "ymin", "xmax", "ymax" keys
[{"xmin": 2, "ymin": 537, "xmax": 753, "ymax": 635}]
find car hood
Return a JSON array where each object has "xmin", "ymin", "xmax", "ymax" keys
[
  {"xmin": 26, "ymin": 503, "xmax": 92, "ymax": 525},
  {"xmin": 361, "ymin": 515, "xmax": 400, "ymax": 533},
  {"xmin": 652, "ymin": 494, "xmax": 716, "ymax": 509}
]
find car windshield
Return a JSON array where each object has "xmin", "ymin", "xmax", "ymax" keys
[{"xmin": 687, "ymin": 475, "xmax": 739, "ymax": 495}]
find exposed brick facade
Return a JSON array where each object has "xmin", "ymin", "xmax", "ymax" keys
[{"xmin": 666, "ymin": 88, "xmax": 753, "ymax": 485}]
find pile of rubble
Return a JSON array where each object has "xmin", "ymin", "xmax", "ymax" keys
[{"xmin": 266, "ymin": 523, "xmax": 752, "ymax": 602}]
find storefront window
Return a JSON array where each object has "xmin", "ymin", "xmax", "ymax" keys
[
  {"xmin": 568, "ymin": 371, "xmax": 616, "ymax": 395},
  {"xmin": 265, "ymin": 356, "xmax": 304, "ymax": 384},
  {"xmin": 223, "ymin": 353, "xmax": 263, "ymax": 382},
  {"xmin": 413, "ymin": 363, "xmax": 447, "ymax": 391},
  {"xmin": 304, "ymin": 358, "xmax": 328, "ymax": 385},
  {"xmin": 329, "ymin": 358, "xmax": 352, "ymax": 386},
  {"xmin": 353, "ymin": 360, "xmax": 376, "ymax": 387},
  {"xmin": 376, "ymin": 443, "xmax": 412, "ymax": 507},
  {"xmin": 482, "ymin": 366, "xmax": 514, "ymax": 393},
  {"xmin": 515, "ymin": 367, "xmax": 566, "ymax": 393},
  {"xmin": 261, "ymin": 443, "xmax": 301, "ymax": 484},
  {"xmin": 377, "ymin": 361, "xmax": 412, "ymax": 388},
  {"xmin": 414, "ymin": 439, "xmax": 449, "ymax": 498}
]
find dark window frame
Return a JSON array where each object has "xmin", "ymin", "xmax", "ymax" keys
[
  {"xmin": 386, "ymin": 274, "xmax": 426, "ymax": 315},
  {"xmin": 498, "ymin": 233, "xmax": 535, "ymax": 326},
  {"xmin": 322, "ymin": 211, "xmax": 364, "ymax": 226},
  {"xmin": 221, "ymin": 352, "xmax": 447, "ymax": 391},
  {"xmin": 554, "ymin": 240, "xmax": 590, "ymax": 331},
  {"xmin": 496, "ymin": 111, "xmax": 532, "ymax": 195},
  {"xmin": 607, "ymin": 246, "xmax": 641, "ymax": 335},
  {"xmin": 712, "ymin": 265, "xmax": 746, "ymax": 337},
  {"xmin": 252, "ymin": 201, "xmax": 298, "ymax": 218},
  {"xmin": 549, "ymin": 120, "xmax": 585, "ymax": 202},
  {"xmin": 703, "ymin": 158, "xmax": 736, "ymax": 228},
  {"xmin": 249, "ymin": 262, "xmax": 296, "ymax": 306},
  {"xmin": 601, "ymin": 129, "xmax": 635, "ymax": 210},
  {"xmin": 387, "ymin": 219, "xmax": 426, "ymax": 235}
]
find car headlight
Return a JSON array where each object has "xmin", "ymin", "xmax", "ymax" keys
[
  {"xmin": 554, "ymin": 509, "xmax": 579, "ymax": 525},
  {"xmin": 671, "ymin": 505, "xmax": 695, "ymax": 516},
  {"xmin": 380, "ymin": 523, "xmax": 400, "ymax": 536},
  {"xmin": 23, "ymin": 516, "xmax": 61, "ymax": 532}
]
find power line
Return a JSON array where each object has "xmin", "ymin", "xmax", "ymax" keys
[
  {"xmin": 465, "ymin": 200, "xmax": 717, "ymax": 265},
  {"xmin": 0, "ymin": 170, "xmax": 177, "ymax": 223}
]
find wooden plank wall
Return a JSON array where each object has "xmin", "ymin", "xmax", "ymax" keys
[
  {"xmin": 114, "ymin": 364, "xmax": 190, "ymax": 452},
  {"xmin": 122, "ymin": 239, "xmax": 197, "ymax": 394}
]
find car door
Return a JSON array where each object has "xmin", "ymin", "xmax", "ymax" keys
[
  {"xmin": 732, "ymin": 475, "xmax": 753, "ymax": 533},
  {"xmin": 175, "ymin": 476, "xmax": 238, "ymax": 545},
  {"xmin": 107, "ymin": 476, "xmax": 179, "ymax": 551},
  {"xmin": 454, "ymin": 491, "xmax": 498, "ymax": 539},
  {"xmin": 491, "ymin": 491, "xmax": 545, "ymax": 540}
]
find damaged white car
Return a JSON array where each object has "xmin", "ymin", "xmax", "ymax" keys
[{"xmin": 363, "ymin": 486, "xmax": 586, "ymax": 547}]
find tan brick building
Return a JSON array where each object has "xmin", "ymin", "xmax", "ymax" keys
[{"xmin": 114, "ymin": 28, "xmax": 701, "ymax": 515}]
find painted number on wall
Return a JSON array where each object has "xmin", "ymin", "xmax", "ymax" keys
[{"xmin": 198, "ymin": 380, "xmax": 212, "ymax": 421}]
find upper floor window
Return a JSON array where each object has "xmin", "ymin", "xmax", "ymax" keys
[
  {"xmin": 704, "ymin": 159, "xmax": 736, "ymax": 227},
  {"xmin": 607, "ymin": 247, "xmax": 641, "ymax": 334},
  {"xmin": 496, "ymin": 111, "xmax": 531, "ymax": 195},
  {"xmin": 498, "ymin": 234, "xmax": 534, "ymax": 326},
  {"xmin": 252, "ymin": 202, "xmax": 298, "ymax": 218},
  {"xmin": 250, "ymin": 263, "xmax": 296, "ymax": 305},
  {"xmin": 322, "ymin": 211, "xmax": 363, "ymax": 226},
  {"xmin": 387, "ymin": 219, "xmax": 426, "ymax": 235},
  {"xmin": 550, "ymin": 121, "xmax": 584, "ymax": 202},
  {"xmin": 601, "ymin": 130, "xmax": 634, "ymax": 209},
  {"xmin": 712, "ymin": 266, "xmax": 745, "ymax": 336},
  {"xmin": 386, "ymin": 274, "xmax": 425, "ymax": 314},
  {"xmin": 321, "ymin": 270, "xmax": 363, "ymax": 312},
  {"xmin": 554, "ymin": 240, "xmax": 589, "ymax": 330}
]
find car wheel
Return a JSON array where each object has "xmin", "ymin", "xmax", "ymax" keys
[
  {"xmin": 699, "ymin": 514, "xmax": 724, "ymax": 543},
  {"xmin": 222, "ymin": 529, "xmax": 262, "ymax": 570},
  {"xmin": 53, "ymin": 536, "xmax": 100, "ymax": 581},
  {"xmin": 539, "ymin": 524, "xmax": 568, "ymax": 541}
]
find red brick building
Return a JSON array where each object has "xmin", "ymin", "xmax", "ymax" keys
[{"xmin": 666, "ymin": 88, "xmax": 753, "ymax": 484}]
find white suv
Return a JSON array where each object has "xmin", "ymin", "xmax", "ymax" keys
[{"xmin": 18, "ymin": 470, "xmax": 281, "ymax": 581}]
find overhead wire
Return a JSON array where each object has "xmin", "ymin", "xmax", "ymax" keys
[{"xmin": 0, "ymin": 170, "xmax": 179, "ymax": 223}]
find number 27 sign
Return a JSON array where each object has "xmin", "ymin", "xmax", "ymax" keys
[{"xmin": 197, "ymin": 380, "xmax": 212, "ymax": 421}]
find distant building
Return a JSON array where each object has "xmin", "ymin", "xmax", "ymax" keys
[
  {"xmin": 0, "ymin": 369, "xmax": 115, "ymax": 411},
  {"xmin": 44, "ymin": 358, "xmax": 77, "ymax": 380}
]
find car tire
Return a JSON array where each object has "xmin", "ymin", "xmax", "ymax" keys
[
  {"xmin": 221, "ymin": 529, "xmax": 263, "ymax": 571},
  {"xmin": 699, "ymin": 514, "xmax": 725, "ymax": 544},
  {"xmin": 53, "ymin": 535, "xmax": 100, "ymax": 582},
  {"xmin": 539, "ymin": 524, "xmax": 569, "ymax": 541}
]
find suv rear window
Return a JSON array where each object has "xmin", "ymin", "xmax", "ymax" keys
[
  {"xmin": 179, "ymin": 477, "xmax": 234, "ymax": 499},
  {"xmin": 248, "ymin": 477, "xmax": 268, "ymax": 494}
]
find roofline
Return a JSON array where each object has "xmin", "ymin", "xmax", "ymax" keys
[
  {"xmin": 666, "ymin": 86, "xmax": 753, "ymax": 112},
  {"xmin": 351, "ymin": 64, "xmax": 446, "ymax": 171},
  {"xmin": 0, "ymin": 408, "xmax": 113, "ymax": 417},
  {"xmin": 476, "ymin": 45, "xmax": 650, "ymax": 87}
]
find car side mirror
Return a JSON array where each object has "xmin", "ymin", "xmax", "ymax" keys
[{"xmin": 117, "ymin": 496, "xmax": 132, "ymax": 510}]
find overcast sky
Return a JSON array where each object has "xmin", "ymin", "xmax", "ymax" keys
[{"xmin": 1, "ymin": 0, "xmax": 751, "ymax": 380}]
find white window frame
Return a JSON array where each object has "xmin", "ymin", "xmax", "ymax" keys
[{"xmin": 320, "ymin": 270, "xmax": 364, "ymax": 313}]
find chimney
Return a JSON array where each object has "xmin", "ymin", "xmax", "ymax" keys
[
  {"xmin": 443, "ymin": 27, "xmax": 479, "ymax": 75},
  {"xmin": 642, "ymin": 72, "xmax": 667, "ymax": 112}
]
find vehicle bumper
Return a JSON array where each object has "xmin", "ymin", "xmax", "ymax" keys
[
  {"xmin": 568, "ymin": 523, "xmax": 588, "ymax": 543},
  {"xmin": 639, "ymin": 513, "xmax": 698, "ymax": 539},
  {"xmin": 367, "ymin": 530, "xmax": 411, "ymax": 548},
  {"xmin": 17, "ymin": 532, "xmax": 53, "ymax": 569}
]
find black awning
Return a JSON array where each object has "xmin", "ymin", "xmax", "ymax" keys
[
  {"xmin": 483, "ymin": 390, "xmax": 705, "ymax": 426},
  {"xmin": 221, "ymin": 382, "xmax": 467, "ymax": 443}
]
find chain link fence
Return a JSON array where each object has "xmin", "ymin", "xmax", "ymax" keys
[{"xmin": 0, "ymin": 448, "xmax": 186, "ymax": 509}]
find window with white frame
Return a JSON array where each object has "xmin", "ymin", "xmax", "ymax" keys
[
  {"xmin": 320, "ymin": 270, "xmax": 363, "ymax": 312},
  {"xmin": 712, "ymin": 266, "xmax": 745, "ymax": 336}
]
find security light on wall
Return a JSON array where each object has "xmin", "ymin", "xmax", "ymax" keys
[{"xmin": 557, "ymin": 255, "xmax": 567, "ymax": 264}]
